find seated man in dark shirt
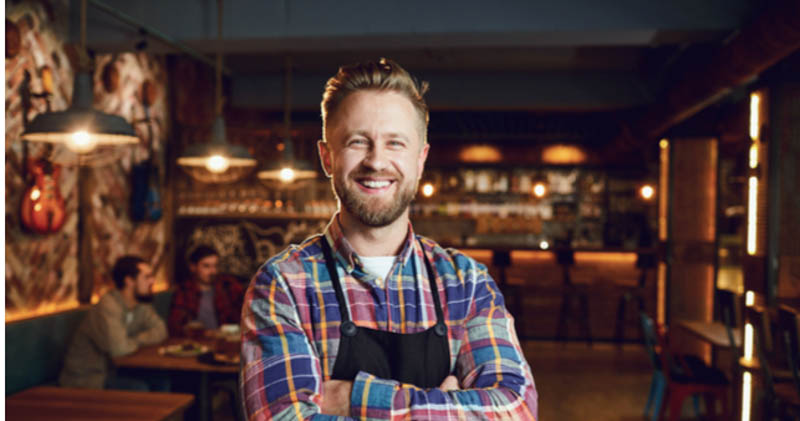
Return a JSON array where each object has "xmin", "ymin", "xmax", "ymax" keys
[{"xmin": 168, "ymin": 245, "xmax": 245, "ymax": 336}]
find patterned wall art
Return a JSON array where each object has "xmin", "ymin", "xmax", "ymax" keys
[
  {"xmin": 175, "ymin": 218, "xmax": 329, "ymax": 284},
  {"xmin": 5, "ymin": 0, "xmax": 171, "ymax": 321}
]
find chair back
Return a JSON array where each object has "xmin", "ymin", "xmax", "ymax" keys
[
  {"xmin": 778, "ymin": 306, "xmax": 800, "ymax": 394},
  {"xmin": 641, "ymin": 312, "xmax": 666, "ymax": 373},
  {"xmin": 749, "ymin": 306, "xmax": 777, "ymax": 392},
  {"xmin": 716, "ymin": 289, "xmax": 740, "ymax": 357}
]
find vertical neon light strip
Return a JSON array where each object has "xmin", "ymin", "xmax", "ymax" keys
[
  {"xmin": 747, "ymin": 92, "xmax": 760, "ymax": 257},
  {"xmin": 742, "ymin": 372, "xmax": 753, "ymax": 421},
  {"xmin": 741, "ymin": 91, "xmax": 762, "ymax": 421},
  {"xmin": 747, "ymin": 176, "xmax": 758, "ymax": 256},
  {"xmin": 657, "ymin": 139, "xmax": 669, "ymax": 324}
]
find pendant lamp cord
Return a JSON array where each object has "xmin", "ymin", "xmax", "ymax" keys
[
  {"xmin": 78, "ymin": 0, "xmax": 91, "ymax": 70},
  {"xmin": 283, "ymin": 55, "xmax": 293, "ymax": 161},
  {"xmin": 216, "ymin": 0, "xmax": 223, "ymax": 116}
]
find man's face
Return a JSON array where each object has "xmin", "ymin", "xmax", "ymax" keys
[
  {"xmin": 133, "ymin": 263, "xmax": 155, "ymax": 302},
  {"xmin": 190, "ymin": 254, "xmax": 219, "ymax": 286},
  {"xmin": 319, "ymin": 90, "xmax": 429, "ymax": 227}
]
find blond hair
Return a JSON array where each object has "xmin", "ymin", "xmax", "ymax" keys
[{"xmin": 321, "ymin": 58, "xmax": 429, "ymax": 143}]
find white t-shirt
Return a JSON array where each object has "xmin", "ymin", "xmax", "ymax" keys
[{"xmin": 360, "ymin": 255, "xmax": 396, "ymax": 285}]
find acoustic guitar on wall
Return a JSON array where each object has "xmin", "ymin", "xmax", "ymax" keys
[{"xmin": 21, "ymin": 157, "xmax": 66, "ymax": 234}]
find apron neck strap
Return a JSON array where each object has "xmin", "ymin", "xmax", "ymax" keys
[{"xmin": 320, "ymin": 235, "xmax": 446, "ymax": 326}]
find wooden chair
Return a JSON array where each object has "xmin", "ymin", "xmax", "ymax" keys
[
  {"xmin": 771, "ymin": 306, "xmax": 800, "ymax": 419},
  {"xmin": 749, "ymin": 305, "xmax": 800, "ymax": 421},
  {"xmin": 640, "ymin": 312, "xmax": 731, "ymax": 421}
]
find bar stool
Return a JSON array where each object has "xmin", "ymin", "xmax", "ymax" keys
[
  {"xmin": 614, "ymin": 251, "xmax": 655, "ymax": 343},
  {"xmin": 491, "ymin": 250, "xmax": 524, "ymax": 334},
  {"xmin": 555, "ymin": 248, "xmax": 592, "ymax": 345}
]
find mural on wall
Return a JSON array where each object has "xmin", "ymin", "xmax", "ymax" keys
[{"xmin": 5, "ymin": 0, "xmax": 171, "ymax": 321}]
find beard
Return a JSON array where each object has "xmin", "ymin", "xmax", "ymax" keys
[
  {"xmin": 135, "ymin": 291, "xmax": 154, "ymax": 303},
  {"xmin": 333, "ymin": 170, "xmax": 418, "ymax": 227}
]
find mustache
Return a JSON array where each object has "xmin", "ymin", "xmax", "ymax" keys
[{"xmin": 350, "ymin": 170, "xmax": 400, "ymax": 179}]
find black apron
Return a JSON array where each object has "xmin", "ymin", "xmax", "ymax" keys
[{"xmin": 321, "ymin": 238, "xmax": 451, "ymax": 389}]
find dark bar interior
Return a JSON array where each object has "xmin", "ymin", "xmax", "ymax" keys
[{"xmin": 5, "ymin": 1, "xmax": 800, "ymax": 420}]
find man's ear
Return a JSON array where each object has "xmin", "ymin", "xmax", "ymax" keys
[
  {"xmin": 416, "ymin": 142, "xmax": 430, "ymax": 180},
  {"xmin": 318, "ymin": 139, "xmax": 333, "ymax": 178}
]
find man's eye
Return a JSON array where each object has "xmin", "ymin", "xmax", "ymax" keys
[{"xmin": 348, "ymin": 139, "xmax": 367, "ymax": 146}]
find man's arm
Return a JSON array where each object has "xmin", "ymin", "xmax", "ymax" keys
[
  {"xmin": 134, "ymin": 305, "xmax": 168, "ymax": 345},
  {"xmin": 89, "ymin": 298, "xmax": 140, "ymax": 358},
  {"xmin": 347, "ymin": 257, "xmax": 538, "ymax": 420},
  {"xmin": 167, "ymin": 288, "xmax": 192, "ymax": 337},
  {"xmin": 241, "ymin": 263, "xmax": 350, "ymax": 420}
]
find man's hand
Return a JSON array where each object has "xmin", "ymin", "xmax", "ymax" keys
[
  {"xmin": 321, "ymin": 380, "xmax": 353, "ymax": 416},
  {"xmin": 438, "ymin": 375, "xmax": 460, "ymax": 392}
]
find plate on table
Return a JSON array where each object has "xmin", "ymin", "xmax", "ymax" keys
[
  {"xmin": 212, "ymin": 353, "xmax": 240, "ymax": 365},
  {"xmin": 160, "ymin": 342, "xmax": 209, "ymax": 357}
]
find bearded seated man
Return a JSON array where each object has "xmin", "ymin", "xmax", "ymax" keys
[{"xmin": 59, "ymin": 255, "xmax": 168, "ymax": 391}]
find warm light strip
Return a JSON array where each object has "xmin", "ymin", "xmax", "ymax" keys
[
  {"xmin": 744, "ymin": 323, "xmax": 754, "ymax": 360},
  {"xmin": 749, "ymin": 93, "xmax": 760, "ymax": 141},
  {"xmin": 749, "ymin": 144, "xmax": 759, "ymax": 170},
  {"xmin": 658, "ymin": 139, "xmax": 669, "ymax": 241},
  {"xmin": 745, "ymin": 290, "xmax": 755, "ymax": 307},
  {"xmin": 657, "ymin": 262, "xmax": 667, "ymax": 324},
  {"xmin": 747, "ymin": 176, "xmax": 758, "ymax": 255},
  {"xmin": 742, "ymin": 372, "xmax": 753, "ymax": 421}
]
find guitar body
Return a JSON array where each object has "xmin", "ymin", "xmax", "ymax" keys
[{"xmin": 21, "ymin": 158, "xmax": 66, "ymax": 234}]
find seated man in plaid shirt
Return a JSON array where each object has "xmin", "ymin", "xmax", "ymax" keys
[
  {"xmin": 241, "ymin": 59, "xmax": 538, "ymax": 420},
  {"xmin": 169, "ymin": 245, "xmax": 244, "ymax": 336}
]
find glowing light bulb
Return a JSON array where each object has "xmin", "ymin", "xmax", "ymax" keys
[
  {"xmin": 640, "ymin": 185, "xmax": 655, "ymax": 200},
  {"xmin": 66, "ymin": 130, "xmax": 97, "ymax": 153},
  {"xmin": 421, "ymin": 182, "xmax": 435, "ymax": 197},
  {"xmin": 206, "ymin": 155, "xmax": 230, "ymax": 173},
  {"xmin": 532, "ymin": 182, "xmax": 546, "ymax": 198},
  {"xmin": 30, "ymin": 188, "xmax": 41, "ymax": 200},
  {"xmin": 540, "ymin": 241, "xmax": 550, "ymax": 250},
  {"xmin": 659, "ymin": 139, "xmax": 669, "ymax": 149},
  {"xmin": 279, "ymin": 167, "xmax": 296, "ymax": 183}
]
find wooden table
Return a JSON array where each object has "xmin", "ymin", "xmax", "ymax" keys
[
  {"xmin": 677, "ymin": 319, "xmax": 742, "ymax": 347},
  {"xmin": 6, "ymin": 386, "xmax": 194, "ymax": 421},
  {"xmin": 115, "ymin": 339, "xmax": 239, "ymax": 421}
]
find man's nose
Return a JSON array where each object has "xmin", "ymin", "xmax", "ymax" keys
[{"xmin": 362, "ymin": 145, "xmax": 389, "ymax": 171}]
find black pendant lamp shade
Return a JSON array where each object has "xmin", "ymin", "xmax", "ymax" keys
[
  {"xmin": 176, "ymin": 116, "xmax": 257, "ymax": 183},
  {"xmin": 21, "ymin": 71, "xmax": 138, "ymax": 153}
]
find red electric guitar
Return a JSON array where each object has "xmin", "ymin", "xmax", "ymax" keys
[{"xmin": 20, "ymin": 157, "xmax": 66, "ymax": 234}]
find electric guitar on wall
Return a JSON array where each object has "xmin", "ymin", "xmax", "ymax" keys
[{"xmin": 20, "ymin": 157, "xmax": 66, "ymax": 234}]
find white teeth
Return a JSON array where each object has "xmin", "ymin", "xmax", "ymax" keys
[{"xmin": 361, "ymin": 180, "xmax": 391, "ymax": 188}]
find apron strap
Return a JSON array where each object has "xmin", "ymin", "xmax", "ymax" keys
[
  {"xmin": 321, "ymin": 237, "xmax": 357, "ymax": 337},
  {"xmin": 321, "ymin": 235, "xmax": 447, "ymax": 337},
  {"xmin": 419, "ymin": 240, "xmax": 448, "ymax": 337}
]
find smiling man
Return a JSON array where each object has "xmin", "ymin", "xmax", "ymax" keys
[{"xmin": 241, "ymin": 58, "xmax": 537, "ymax": 420}]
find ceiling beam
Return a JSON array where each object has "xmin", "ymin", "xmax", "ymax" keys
[
  {"xmin": 627, "ymin": 0, "xmax": 800, "ymax": 142},
  {"xmin": 84, "ymin": 0, "xmax": 752, "ymax": 53}
]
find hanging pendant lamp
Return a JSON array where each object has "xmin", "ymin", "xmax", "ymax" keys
[
  {"xmin": 176, "ymin": 0, "xmax": 256, "ymax": 184},
  {"xmin": 21, "ymin": 0, "xmax": 138, "ymax": 153},
  {"xmin": 257, "ymin": 56, "xmax": 317, "ymax": 188}
]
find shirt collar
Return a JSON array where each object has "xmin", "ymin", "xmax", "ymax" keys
[{"xmin": 323, "ymin": 212, "xmax": 418, "ymax": 274}]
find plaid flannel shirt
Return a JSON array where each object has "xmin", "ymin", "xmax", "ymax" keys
[
  {"xmin": 241, "ymin": 215, "xmax": 537, "ymax": 420},
  {"xmin": 168, "ymin": 274, "xmax": 245, "ymax": 336}
]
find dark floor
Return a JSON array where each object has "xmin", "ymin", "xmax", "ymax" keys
[{"xmin": 523, "ymin": 340, "xmax": 654, "ymax": 421}]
